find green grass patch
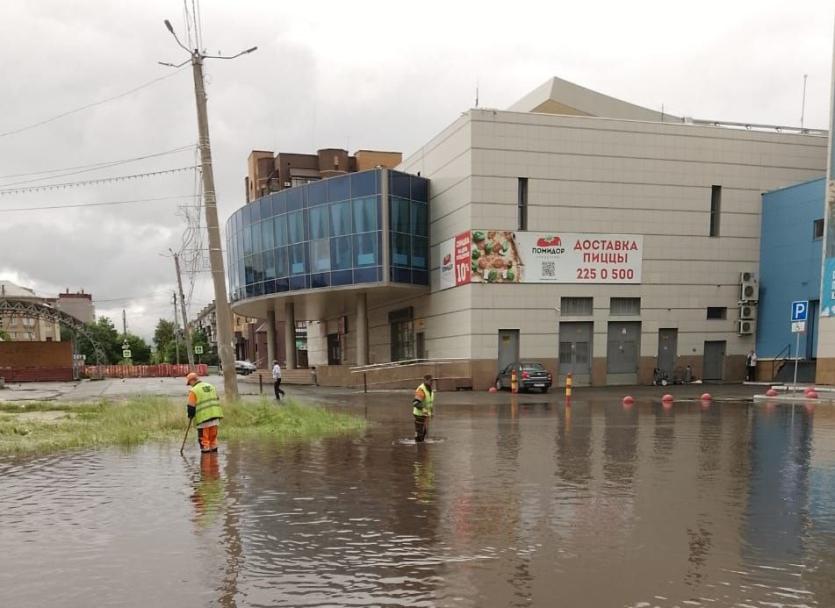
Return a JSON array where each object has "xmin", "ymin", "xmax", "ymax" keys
[{"xmin": 0, "ymin": 397, "xmax": 365, "ymax": 456}]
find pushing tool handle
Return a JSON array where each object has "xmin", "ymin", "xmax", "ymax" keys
[{"xmin": 179, "ymin": 418, "xmax": 193, "ymax": 455}]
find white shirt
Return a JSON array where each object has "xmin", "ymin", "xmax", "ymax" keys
[{"xmin": 272, "ymin": 363, "xmax": 281, "ymax": 380}]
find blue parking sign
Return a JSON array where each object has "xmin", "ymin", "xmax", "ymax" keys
[{"xmin": 791, "ymin": 300, "xmax": 808, "ymax": 322}]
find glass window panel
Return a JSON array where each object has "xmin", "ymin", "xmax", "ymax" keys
[
  {"xmin": 252, "ymin": 252, "xmax": 263, "ymax": 282},
  {"xmin": 235, "ymin": 209, "xmax": 242, "ymax": 233},
  {"xmin": 331, "ymin": 269, "xmax": 353, "ymax": 286},
  {"xmin": 391, "ymin": 198, "xmax": 410, "ymax": 233},
  {"xmin": 275, "ymin": 247, "xmax": 288, "ymax": 277},
  {"xmin": 261, "ymin": 218, "xmax": 274, "ymax": 250},
  {"xmin": 309, "ymin": 206, "xmax": 329, "ymax": 239},
  {"xmin": 252, "ymin": 221, "xmax": 262, "ymax": 253},
  {"xmin": 286, "ymin": 187, "xmax": 302, "ymax": 211},
  {"xmin": 273, "ymin": 192, "xmax": 286, "ymax": 215},
  {"xmin": 354, "ymin": 233, "xmax": 378, "ymax": 267},
  {"xmin": 354, "ymin": 267, "xmax": 379, "ymax": 284},
  {"xmin": 350, "ymin": 170, "xmax": 377, "ymax": 197},
  {"xmin": 330, "ymin": 201, "xmax": 351, "ymax": 236},
  {"xmin": 308, "ymin": 180, "xmax": 327, "ymax": 206},
  {"xmin": 328, "ymin": 175, "xmax": 350, "ymax": 202},
  {"xmin": 390, "ymin": 171, "xmax": 411, "ymax": 198},
  {"xmin": 290, "ymin": 243, "xmax": 307, "ymax": 275},
  {"xmin": 242, "ymin": 225, "xmax": 252, "ymax": 256},
  {"xmin": 311, "ymin": 238, "xmax": 331, "ymax": 272},
  {"xmin": 412, "ymin": 236, "xmax": 428, "ymax": 269},
  {"xmin": 273, "ymin": 215, "xmax": 287, "ymax": 246},
  {"xmin": 312, "ymin": 273, "xmax": 331, "ymax": 288},
  {"xmin": 331, "ymin": 235, "xmax": 352, "ymax": 270},
  {"xmin": 264, "ymin": 248, "xmax": 276, "ymax": 279},
  {"xmin": 242, "ymin": 203, "xmax": 252, "ymax": 226},
  {"xmin": 411, "ymin": 176, "xmax": 428, "ymax": 202},
  {"xmin": 392, "ymin": 233, "xmax": 410, "ymax": 267},
  {"xmin": 353, "ymin": 197, "xmax": 377, "ymax": 233},
  {"xmin": 251, "ymin": 199, "xmax": 263, "ymax": 222},
  {"xmin": 411, "ymin": 202, "xmax": 428, "ymax": 237},
  {"xmin": 244, "ymin": 256, "xmax": 254, "ymax": 284},
  {"xmin": 288, "ymin": 211, "xmax": 304, "ymax": 243}
]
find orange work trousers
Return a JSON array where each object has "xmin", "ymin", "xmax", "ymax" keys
[{"xmin": 197, "ymin": 425, "xmax": 219, "ymax": 452}]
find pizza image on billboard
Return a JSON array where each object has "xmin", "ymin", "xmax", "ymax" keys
[{"xmin": 470, "ymin": 230, "xmax": 523, "ymax": 283}]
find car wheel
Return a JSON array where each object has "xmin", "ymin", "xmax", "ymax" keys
[{"xmin": 542, "ymin": 387, "xmax": 549, "ymax": 393}]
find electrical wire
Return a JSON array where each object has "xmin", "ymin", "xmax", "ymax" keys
[
  {"xmin": 0, "ymin": 166, "xmax": 198, "ymax": 196},
  {"xmin": 0, "ymin": 194, "xmax": 199, "ymax": 213},
  {"xmin": 0, "ymin": 145, "xmax": 196, "ymax": 187},
  {"xmin": 0, "ymin": 67, "xmax": 188, "ymax": 139}
]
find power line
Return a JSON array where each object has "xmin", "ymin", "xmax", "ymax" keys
[
  {"xmin": 0, "ymin": 67, "xmax": 188, "ymax": 139},
  {"xmin": 0, "ymin": 194, "xmax": 199, "ymax": 213},
  {"xmin": 0, "ymin": 145, "xmax": 196, "ymax": 186},
  {"xmin": 0, "ymin": 166, "xmax": 198, "ymax": 196}
]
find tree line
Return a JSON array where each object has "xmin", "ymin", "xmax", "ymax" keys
[{"xmin": 64, "ymin": 317, "xmax": 217, "ymax": 365}]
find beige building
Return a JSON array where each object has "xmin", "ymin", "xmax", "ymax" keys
[
  {"xmin": 0, "ymin": 281, "xmax": 62, "ymax": 342},
  {"xmin": 228, "ymin": 77, "xmax": 827, "ymax": 388},
  {"xmin": 54, "ymin": 289, "xmax": 95, "ymax": 324}
]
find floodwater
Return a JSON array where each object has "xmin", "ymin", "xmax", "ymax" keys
[{"xmin": 2, "ymin": 398, "xmax": 835, "ymax": 607}]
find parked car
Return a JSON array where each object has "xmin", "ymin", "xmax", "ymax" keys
[
  {"xmin": 234, "ymin": 360, "xmax": 257, "ymax": 375},
  {"xmin": 495, "ymin": 362, "xmax": 552, "ymax": 392}
]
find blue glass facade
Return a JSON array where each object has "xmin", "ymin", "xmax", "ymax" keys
[
  {"xmin": 226, "ymin": 169, "xmax": 429, "ymax": 301},
  {"xmin": 757, "ymin": 178, "xmax": 823, "ymax": 359}
]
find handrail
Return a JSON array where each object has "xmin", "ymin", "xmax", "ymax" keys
[
  {"xmin": 349, "ymin": 358, "xmax": 469, "ymax": 374},
  {"xmin": 771, "ymin": 343, "xmax": 792, "ymax": 381}
]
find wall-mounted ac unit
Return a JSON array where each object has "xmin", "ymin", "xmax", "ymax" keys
[
  {"xmin": 739, "ymin": 304, "xmax": 757, "ymax": 320},
  {"xmin": 737, "ymin": 319, "xmax": 754, "ymax": 335},
  {"xmin": 740, "ymin": 271, "xmax": 759, "ymax": 303}
]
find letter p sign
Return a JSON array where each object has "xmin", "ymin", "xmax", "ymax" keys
[{"xmin": 791, "ymin": 300, "xmax": 808, "ymax": 322}]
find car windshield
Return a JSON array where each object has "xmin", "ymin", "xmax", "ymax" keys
[{"xmin": 521, "ymin": 363, "xmax": 545, "ymax": 371}]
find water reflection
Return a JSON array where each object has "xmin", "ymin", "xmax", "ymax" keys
[{"xmin": 1, "ymin": 400, "xmax": 834, "ymax": 607}]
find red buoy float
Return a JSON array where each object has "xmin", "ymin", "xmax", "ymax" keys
[
  {"xmin": 700, "ymin": 393, "xmax": 712, "ymax": 402},
  {"xmin": 661, "ymin": 394, "xmax": 674, "ymax": 403},
  {"xmin": 765, "ymin": 388, "xmax": 779, "ymax": 397},
  {"xmin": 805, "ymin": 390, "xmax": 819, "ymax": 399},
  {"xmin": 622, "ymin": 395, "xmax": 634, "ymax": 406}
]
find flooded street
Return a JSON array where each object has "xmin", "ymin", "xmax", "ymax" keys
[{"xmin": 2, "ymin": 397, "xmax": 835, "ymax": 607}]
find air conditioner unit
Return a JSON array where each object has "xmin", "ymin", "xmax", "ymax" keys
[
  {"xmin": 740, "ymin": 272, "xmax": 758, "ymax": 303},
  {"xmin": 739, "ymin": 304, "xmax": 757, "ymax": 320},
  {"xmin": 737, "ymin": 319, "xmax": 754, "ymax": 335}
]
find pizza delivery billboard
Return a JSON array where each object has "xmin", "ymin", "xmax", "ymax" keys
[{"xmin": 439, "ymin": 230, "xmax": 642, "ymax": 288}]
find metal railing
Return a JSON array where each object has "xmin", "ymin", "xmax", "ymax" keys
[
  {"xmin": 350, "ymin": 358, "xmax": 472, "ymax": 393},
  {"xmin": 771, "ymin": 343, "xmax": 792, "ymax": 381}
]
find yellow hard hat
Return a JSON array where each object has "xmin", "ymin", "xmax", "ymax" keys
[{"xmin": 186, "ymin": 372, "xmax": 199, "ymax": 385}]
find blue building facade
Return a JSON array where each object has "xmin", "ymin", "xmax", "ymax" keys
[
  {"xmin": 226, "ymin": 168, "xmax": 429, "ymax": 301},
  {"xmin": 758, "ymin": 178, "xmax": 824, "ymax": 360}
]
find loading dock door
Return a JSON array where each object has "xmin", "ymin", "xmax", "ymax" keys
[
  {"xmin": 607, "ymin": 322, "xmax": 641, "ymax": 385},
  {"xmin": 498, "ymin": 329, "xmax": 520, "ymax": 373},
  {"xmin": 703, "ymin": 340, "xmax": 726, "ymax": 381}
]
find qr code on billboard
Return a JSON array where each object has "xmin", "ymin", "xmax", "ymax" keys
[{"xmin": 541, "ymin": 261, "xmax": 556, "ymax": 278}]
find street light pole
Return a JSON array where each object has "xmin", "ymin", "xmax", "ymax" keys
[
  {"xmin": 161, "ymin": 20, "xmax": 257, "ymax": 400},
  {"xmin": 172, "ymin": 251, "xmax": 196, "ymax": 368}
]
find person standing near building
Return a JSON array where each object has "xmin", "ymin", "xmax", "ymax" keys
[
  {"xmin": 186, "ymin": 372, "xmax": 223, "ymax": 453},
  {"xmin": 746, "ymin": 350, "xmax": 758, "ymax": 382},
  {"xmin": 272, "ymin": 360, "xmax": 285, "ymax": 400},
  {"xmin": 412, "ymin": 374, "xmax": 435, "ymax": 442}
]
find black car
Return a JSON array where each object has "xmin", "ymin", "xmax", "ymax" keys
[{"xmin": 495, "ymin": 362, "xmax": 552, "ymax": 393}]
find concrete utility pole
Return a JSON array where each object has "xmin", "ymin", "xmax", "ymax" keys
[
  {"xmin": 172, "ymin": 251, "xmax": 196, "ymax": 368},
  {"xmin": 122, "ymin": 309, "xmax": 127, "ymax": 337},
  {"xmin": 172, "ymin": 291, "xmax": 181, "ymax": 365},
  {"xmin": 161, "ymin": 19, "xmax": 256, "ymax": 400}
]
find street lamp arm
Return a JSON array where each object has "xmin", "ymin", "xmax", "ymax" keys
[
  {"xmin": 203, "ymin": 46, "xmax": 258, "ymax": 60},
  {"xmin": 158, "ymin": 59, "xmax": 191, "ymax": 68},
  {"xmin": 163, "ymin": 19, "xmax": 193, "ymax": 55}
]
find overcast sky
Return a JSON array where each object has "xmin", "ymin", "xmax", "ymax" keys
[{"xmin": 1, "ymin": 0, "xmax": 833, "ymax": 340}]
